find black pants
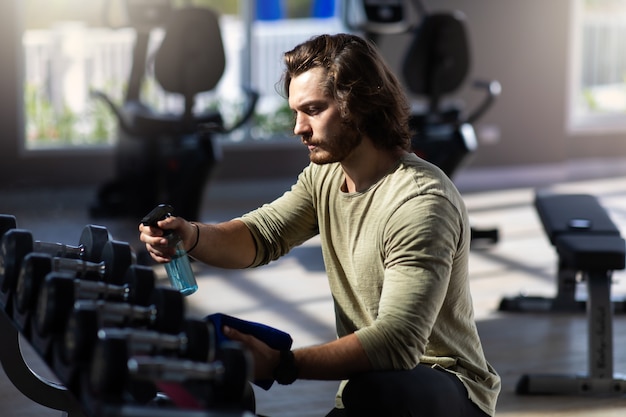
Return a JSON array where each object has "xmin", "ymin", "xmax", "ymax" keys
[{"xmin": 324, "ymin": 365, "xmax": 489, "ymax": 417}]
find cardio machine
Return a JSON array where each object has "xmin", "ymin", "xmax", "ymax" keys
[
  {"xmin": 344, "ymin": 0, "xmax": 502, "ymax": 242},
  {"xmin": 90, "ymin": 0, "xmax": 258, "ymax": 222}
]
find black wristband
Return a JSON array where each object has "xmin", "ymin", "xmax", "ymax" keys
[
  {"xmin": 187, "ymin": 222, "xmax": 200, "ymax": 254},
  {"xmin": 273, "ymin": 350, "xmax": 298, "ymax": 385}
]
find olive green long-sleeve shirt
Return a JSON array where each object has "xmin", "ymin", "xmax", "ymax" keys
[{"xmin": 240, "ymin": 153, "xmax": 500, "ymax": 416}]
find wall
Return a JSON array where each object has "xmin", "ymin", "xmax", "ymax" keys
[{"xmin": 447, "ymin": 0, "xmax": 574, "ymax": 167}]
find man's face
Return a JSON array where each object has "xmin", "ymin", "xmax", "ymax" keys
[{"xmin": 288, "ymin": 67, "xmax": 361, "ymax": 165}]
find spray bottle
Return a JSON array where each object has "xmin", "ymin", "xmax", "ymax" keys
[{"xmin": 141, "ymin": 204, "xmax": 198, "ymax": 296}]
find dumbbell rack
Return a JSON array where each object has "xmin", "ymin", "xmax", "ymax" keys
[
  {"xmin": 0, "ymin": 216, "xmax": 255, "ymax": 417},
  {"xmin": 0, "ymin": 306, "xmax": 86, "ymax": 417}
]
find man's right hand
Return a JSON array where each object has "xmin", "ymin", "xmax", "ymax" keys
[{"xmin": 138, "ymin": 216, "xmax": 194, "ymax": 263}]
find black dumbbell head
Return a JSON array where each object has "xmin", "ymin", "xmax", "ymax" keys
[
  {"xmin": 87, "ymin": 333, "xmax": 158, "ymax": 404},
  {"xmin": 14, "ymin": 253, "xmax": 53, "ymax": 314},
  {"xmin": 182, "ymin": 318, "xmax": 216, "ymax": 362},
  {"xmin": 101, "ymin": 240, "xmax": 134, "ymax": 285},
  {"xmin": 150, "ymin": 287, "xmax": 185, "ymax": 334},
  {"xmin": 78, "ymin": 225, "xmax": 110, "ymax": 263},
  {"xmin": 34, "ymin": 272, "xmax": 76, "ymax": 337},
  {"xmin": 212, "ymin": 342, "xmax": 253, "ymax": 406},
  {"xmin": 0, "ymin": 215, "xmax": 17, "ymax": 237},
  {"xmin": 0, "ymin": 229, "xmax": 34, "ymax": 294},
  {"xmin": 124, "ymin": 265, "xmax": 155, "ymax": 306},
  {"xmin": 58, "ymin": 305, "xmax": 99, "ymax": 365},
  {"xmin": 88, "ymin": 336, "xmax": 129, "ymax": 398}
]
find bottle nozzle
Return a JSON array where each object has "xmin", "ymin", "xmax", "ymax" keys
[{"xmin": 141, "ymin": 204, "xmax": 175, "ymax": 227}]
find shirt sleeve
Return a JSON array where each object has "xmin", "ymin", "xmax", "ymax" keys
[
  {"xmin": 355, "ymin": 194, "xmax": 465, "ymax": 370},
  {"xmin": 238, "ymin": 167, "xmax": 320, "ymax": 267}
]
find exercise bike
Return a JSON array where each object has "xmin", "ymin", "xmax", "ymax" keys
[
  {"xmin": 344, "ymin": 0, "xmax": 502, "ymax": 243},
  {"xmin": 90, "ymin": 0, "xmax": 258, "ymax": 222}
]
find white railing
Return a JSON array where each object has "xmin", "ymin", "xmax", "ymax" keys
[
  {"xmin": 581, "ymin": 14, "xmax": 626, "ymax": 88},
  {"xmin": 251, "ymin": 18, "xmax": 344, "ymax": 107},
  {"xmin": 23, "ymin": 16, "xmax": 345, "ymax": 132}
]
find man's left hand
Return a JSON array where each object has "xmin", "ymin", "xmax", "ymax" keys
[{"xmin": 223, "ymin": 325, "xmax": 280, "ymax": 381}]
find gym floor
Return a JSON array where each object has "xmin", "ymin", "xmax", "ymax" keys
[{"xmin": 1, "ymin": 164, "xmax": 626, "ymax": 417}]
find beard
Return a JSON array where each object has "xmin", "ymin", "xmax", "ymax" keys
[{"xmin": 308, "ymin": 125, "xmax": 363, "ymax": 165}]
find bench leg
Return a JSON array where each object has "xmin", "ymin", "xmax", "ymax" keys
[
  {"xmin": 499, "ymin": 264, "xmax": 585, "ymax": 313},
  {"xmin": 499, "ymin": 263, "xmax": 626, "ymax": 314},
  {"xmin": 516, "ymin": 374, "xmax": 626, "ymax": 395},
  {"xmin": 552, "ymin": 264, "xmax": 583, "ymax": 311},
  {"xmin": 515, "ymin": 269, "xmax": 626, "ymax": 396},
  {"xmin": 587, "ymin": 270, "xmax": 613, "ymax": 379}
]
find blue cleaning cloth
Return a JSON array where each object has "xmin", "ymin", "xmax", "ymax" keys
[{"xmin": 206, "ymin": 313, "xmax": 293, "ymax": 390}]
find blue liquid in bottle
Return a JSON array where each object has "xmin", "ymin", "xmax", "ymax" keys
[
  {"xmin": 141, "ymin": 204, "xmax": 198, "ymax": 296},
  {"xmin": 165, "ymin": 235, "xmax": 198, "ymax": 296}
]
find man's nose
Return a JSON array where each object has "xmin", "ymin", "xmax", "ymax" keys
[{"xmin": 293, "ymin": 114, "xmax": 310, "ymax": 136}]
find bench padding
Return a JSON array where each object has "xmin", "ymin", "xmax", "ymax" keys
[
  {"xmin": 555, "ymin": 234, "xmax": 626, "ymax": 271},
  {"xmin": 534, "ymin": 193, "xmax": 621, "ymax": 244}
]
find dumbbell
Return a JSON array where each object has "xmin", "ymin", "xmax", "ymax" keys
[
  {"xmin": 79, "ymin": 334, "xmax": 157, "ymax": 405},
  {"xmin": 11, "ymin": 225, "xmax": 109, "ymax": 262},
  {"xmin": 8, "ymin": 238, "xmax": 133, "ymax": 302},
  {"xmin": 15, "ymin": 263, "xmax": 155, "ymax": 337},
  {"xmin": 87, "ymin": 336, "xmax": 251, "ymax": 409},
  {"xmin": 53, "ymin": 315, "xmax": 216, "ymax": 389},
  {"xmin": 51, "ymin": 293, "xmax": 193, "ymax": 391},
  {"xmin": 0, "ymin": 226, "xmax": 118, "ymax": 296},
  {"xmin": 132, "ymin": 343, "xmax": 252, "ymax": 409},
  {"xmin": 100, "ymin": 318, "xmax": 215, "ymax": 362},
  {"xmin": 9, "ymin": 239, "xmax": 134, "ymax": 331},
  {"xmin": 50, "ymin": 300, "xmax": 101, "ymax": 388},
  {"xmin": 17, "ymin": 262, "xmax": 154, "ymax": 318},
  {"xmin": 35, "ymin": 284, "xmax": 185, "ymax": 340}
]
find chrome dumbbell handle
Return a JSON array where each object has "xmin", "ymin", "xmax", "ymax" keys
[{"xmin": 127, "ymin": 356, "xmax": 225, "ymax": 383}]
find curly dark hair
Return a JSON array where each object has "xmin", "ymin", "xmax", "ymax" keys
[{"xmin": 280, "ymin": 33, "xmax": 411, "ymax": 151}]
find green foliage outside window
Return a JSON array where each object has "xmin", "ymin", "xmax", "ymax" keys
[
  {"xmin": 253, "ymin": 102, "xmax": 294, "ymax": 138},
  {"xmin": 25, "ymin": 82, "xmax": 119, "ymax": 148}
]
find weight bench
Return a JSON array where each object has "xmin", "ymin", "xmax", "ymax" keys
[
  {"xmin": 500, "ymin": 193, "xmax": 626, "ymax": 313},
  {"xmin": 500, "ymin": 192, "xmax": 626, "ymax": 395}
]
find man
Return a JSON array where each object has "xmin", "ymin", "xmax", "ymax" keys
[{"xmin": 140, "ymin": 33, "xmax": 500, "ymax": 417}]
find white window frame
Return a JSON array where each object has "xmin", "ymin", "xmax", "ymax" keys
[{"xmin": 567, "ymin": 0, "xmax": 626, "ymax": 134}]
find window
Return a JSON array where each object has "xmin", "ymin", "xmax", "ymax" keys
[
  {"xmin": 24, "ymin": 0, "xmax": 120, "ymax": 149},
  {"xmin": 22, "ymin": 0, "xmax": 242, "ymax": 150},
  {"xmin": 568, "ymin": 0, "xmax": 626, "ymax": 132},
  {"xmin": 22, "ymin": 0, "xmax": 339, "ymax": 150}
]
